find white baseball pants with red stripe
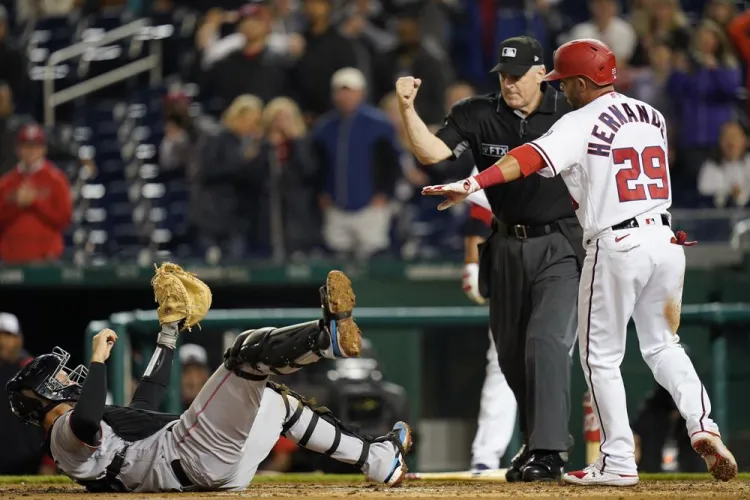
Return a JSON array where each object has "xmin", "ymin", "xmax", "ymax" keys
[{"xmin": 578, "ymin": 225, "xmax": 720, "ymax": 475}]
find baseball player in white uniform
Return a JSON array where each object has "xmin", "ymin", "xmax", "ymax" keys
[
  {"xmin": 7, "ymin": 267, "xmax": 411, "ymax": 492},
  {"xmin": 422, "ymin": 39, "xmax": 738, "ymax": 486},
  {"xmin": 464, "ymin": 181, "xmax": 518, "ymax": 472}
]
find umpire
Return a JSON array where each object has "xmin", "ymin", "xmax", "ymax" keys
[{"xmin": 396, "ymin": 37, "xmax": 583, "ymax": 481}]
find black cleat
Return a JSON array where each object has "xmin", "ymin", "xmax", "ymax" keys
[
  {"xmin": 521, "ymin": 451, "xmax": 565, "ymax": 482},
  {"xmin": 505, "ymin": 445, "xmax": 531, "ymax": 483}
]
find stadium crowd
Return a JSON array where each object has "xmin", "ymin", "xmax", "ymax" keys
[{"xmin": 0, "ymin": 0, "xmax": 747, "ymax": 264}]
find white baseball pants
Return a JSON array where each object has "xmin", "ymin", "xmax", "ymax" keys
[
  {"xmin": 471, "ymin": 330, "xmax": 517, "ymax": 469},
  {"xmin": 578, "ymin": 224, "xmax": 719, "ymax": 475}
]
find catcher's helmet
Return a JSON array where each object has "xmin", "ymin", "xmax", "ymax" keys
[
  {"xmin": 6, "ymin": 347, "xmax": 87, "ymax": 427},
  {"xmin": 543, "ymin": 39, "xmax": 617, "ymax": 87}
]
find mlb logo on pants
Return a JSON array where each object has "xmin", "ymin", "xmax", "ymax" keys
[{"xmin": 645, "ymin": 217, "xmax": 655, "ymax": 225}]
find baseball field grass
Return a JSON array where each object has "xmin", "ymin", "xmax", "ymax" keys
[{"xmin": 0, "ymin": 472, "xmax": 749, "ymax": 499}]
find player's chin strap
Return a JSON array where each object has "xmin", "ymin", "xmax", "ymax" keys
[{"xmin": 269, "ymin": 381, "xmax": 371, "ymax": 469}]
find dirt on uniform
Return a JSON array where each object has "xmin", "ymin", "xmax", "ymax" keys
[{"xmin": 0, "ymin": 480, "xmax": 749, "ymax": 500}]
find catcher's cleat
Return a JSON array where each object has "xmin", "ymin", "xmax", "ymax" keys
[
  {"xmin": 320, "ymin": 270, "xmax": 361, "ymax": 358},
  {"xmin": 690, "ymin": 431, "xmax": 738, "ymax": 482},
  {"xmin": 376, "ymin": 421, "xmax": 413, "ymax": 487},
  {"xmin": 151, "ymin": 263, "xmax": 212, "ymax": 331}
]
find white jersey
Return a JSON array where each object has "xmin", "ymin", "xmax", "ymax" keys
[{"xmin": 529, "ymin": 92, "xmax": 670, "ymax": 242}]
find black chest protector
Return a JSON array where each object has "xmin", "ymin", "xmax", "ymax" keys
[{"xmin": 101, "ymin": 405, "xmax": 180, "ymax": 441}]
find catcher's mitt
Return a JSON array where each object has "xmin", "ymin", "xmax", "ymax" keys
[{"xmin": 151, "ymin": 262, "xmax": 212, "ymax": 330}]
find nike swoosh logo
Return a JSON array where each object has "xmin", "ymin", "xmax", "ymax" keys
[{"xmin": 615, "ymin": 234, "xmax": 630, "ymax": 242}]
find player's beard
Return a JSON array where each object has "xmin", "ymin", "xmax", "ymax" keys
[{"xmin": 565, "ymin": 89, "xmax": 583, "ymax": 110}]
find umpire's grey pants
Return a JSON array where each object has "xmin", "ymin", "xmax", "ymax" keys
[{"xmin": 479, "ymin": 230, "xmax": 580, "ymax": 452}]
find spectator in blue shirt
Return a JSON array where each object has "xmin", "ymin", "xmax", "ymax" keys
[
  {"xmin": 668, "ymin": 20, "xmax": 741, "ymax": 182},
  {"xmin": 312, "ymin": 67, "xmax": 400, "ymax": 260}
]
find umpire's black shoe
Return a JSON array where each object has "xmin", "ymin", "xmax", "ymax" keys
[
  {"xmin": 521, "ymin": 451, "xmax": 565, "ymax": 482},
  {"xmin": 505, "ymin": 445, "xmax": 531, "ymax": 482}
]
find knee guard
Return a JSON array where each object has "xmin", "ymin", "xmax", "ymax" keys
[{"xmin": 224, "ymin": 321, "xmax": 331, "ymax": 379}]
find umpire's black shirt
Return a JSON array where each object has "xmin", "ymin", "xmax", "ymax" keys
[{"xmin": 436, "ymin": 83, "xmax": 573, "ymax": 226}]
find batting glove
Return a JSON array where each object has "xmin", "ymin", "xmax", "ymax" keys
[
  {"xmin": 462, "ymin": 263, "xmax": 486, "ymax": 305},
  {"xmin": 422, "ymin": 177, "xmax": 481, "ymax": 211}
]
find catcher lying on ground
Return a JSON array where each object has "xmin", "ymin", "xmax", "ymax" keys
[{"xmin": 6, "ymin": 264, "xmax": 412, "ymax": 492}]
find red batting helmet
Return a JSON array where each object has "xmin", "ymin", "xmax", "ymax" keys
[{"xmin": 543, "ymin": 39, "xmax": 617, "ymax": 87}]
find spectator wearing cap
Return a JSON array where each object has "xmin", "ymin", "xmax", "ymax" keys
[
  {"xmin": 198, "ymin": 2, "xmax": 306, "ymax": 68},
  {"xmin": 0, "ymin": 312, "xmax": 50, "ymax": 475},
  {"xmin": 202, "ymin": 3, "xmax": 290, "ymax": 111},
  {"xmin": 565, "ymin": 0, "xmax": 637, "ymax": 66},
  {"xmin": 313, "ymin": 68, "xmax": 400, "ymax": 260},
  {"xmin": 0, "ymin": 125, "xmax": 72, "ymax": 263},
  {"xmin": 294, "ymin": 0, "xmax": 362, "ymax": 121},
  {"xmin": 372, "ymin": 6, "xmax": 450, "ymax": 127},
  {"xmin": 0, "ymin": 5, "xmax": 28, "ymax": 110},
  {"xmin": 179, "ymin": 344, "xmax": 210, "ymax": 408}
]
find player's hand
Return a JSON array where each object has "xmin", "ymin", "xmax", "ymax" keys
[
  {"xmin": 395, "ymin": 76, "xmax": 421, "ymax": 109},
  {"xmin": 422, "ymin": 178, "xmax": 480, "ymax": 210},
  {"xmin": 91, "ymin": 329, "xmax": 118, "ymax": 364},
  {"xmin": 462, "ymin": 263, "xmax": 485, "ymax": 304}
]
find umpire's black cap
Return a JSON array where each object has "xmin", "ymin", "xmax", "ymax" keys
[{"xmin": 490, "ymin": 36, "xmax": 544, "ymax": 76}]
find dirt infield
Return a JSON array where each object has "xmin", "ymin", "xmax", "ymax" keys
[{"xmin": 1, "ymin": 479, "xmax": 749, "ymax": 500}]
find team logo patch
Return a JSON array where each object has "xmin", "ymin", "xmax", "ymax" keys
[
  {"xmin": 481, "ymin": 143, "xmax": 509, "ymax": 158},
  {"xmin": 501, "ymin": 47, "xmax": 517, "ymax": 58}
]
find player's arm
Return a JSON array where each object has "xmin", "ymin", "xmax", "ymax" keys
[
  {"xmin": 68, "ymin": 329, "xmax": 118, "ymax": 447},
  {"xmin": 129, "ymin": 323, "xmax": 179, "ymax": 410},
  {"xmin": 422, "ymin": 114, "xmax": 585, "ymax": 208},
  {"xmin": 395, "ymin": 76, "xmax": 455, "ymax": 165}
]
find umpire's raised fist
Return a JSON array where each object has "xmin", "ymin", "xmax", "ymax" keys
[{"xmin": 395, "ymin": 76, "xmax": 421, "ymax": 108}]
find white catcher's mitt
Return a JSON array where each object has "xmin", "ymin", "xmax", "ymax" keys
[{"xmin": 151, "ymin": 262, "xmax": 212, "ymax": 331}]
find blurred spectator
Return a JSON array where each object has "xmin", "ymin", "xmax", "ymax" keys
[
  {"xmin": 188, "ymin": 95, "xmax": 265, "ymax": 261},
  {"xmin": 566, "ymin": 0, "xmax": 637, "ymax": 65},
  {"xmin": 15, "ymin": 0, "xmax": 76, "ymax": 22},
  {"xmin": 727, "ymin": 10, "xmax": 750, "ymax": 122},
  {"xmin": 0, "ymin": 313, "xmax": 50, "ymax": 475},
  {"xmin": 339, "ymin": 0, "xmax": 397, "ymax": 61},
  {"xmin": 372, "ymin": 6, "xmax": 448, "ymax": 126},
  {"xmin": 0, "ymin": 125, "xmax": 72, "ymax": 264},
  {"xmin": 179, "ymin": 343, "xmax": 210, "ymax": 408},
  {"xmin": 1, "ymin": 83, "xmax": 95, "ymax": 179},
  {"xmin": 256, "ymin": 96, "xmax": 322, "ymax": 258},
  {"xmin": 628, "ymin": 40, "xmax": 676, "ymax": 121},
  {"xmin": 629, "ymin": 0, "xmax": 691, "ymax": 67},
  {"xmin": 668, "ymin": 20, "xmax": 742, "ymax": 180},
  {"xmin": 159, "ymin": 90, "xmax": 219, "ymax": 175},
  {"xmin": 202, "ymin": 3, "xmax": 290, "ymax": 109},
  {"xmin": 0, "ymin": 5, "xmax": 28, "ymax": 106},
  {"xmin": 703, "ymin": 0, "xmax": 736, "ymax": 32},
  {"xmin": 0, "ymin": 82, "xmax": 35, "ymax": 176},
  {"xmin": 697, "ymin": 122, "xmax": 750, "ymax": 208},
  {"xmin": 198, "ymin": 3, "xmax": 306, "ymax": 68},
  {"xmin": 313, "ymin": 68, "xmax": 400, "ymax": 259},
  {"xmin": 294, "ymin": 0, "xmax": 360, "ymax": 121}
]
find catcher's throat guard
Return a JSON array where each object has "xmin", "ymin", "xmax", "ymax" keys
[{"xmin": 7, "ymin": 347, "xmax": 87, "ymax": 426}]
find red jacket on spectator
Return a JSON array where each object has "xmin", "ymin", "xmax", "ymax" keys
[
  {"xmin": 0, "ymin": 160, "xmax": 72, "ymax": 263},
  {"xmin": 728, "ymin": 12, "xmax": 750, "ymax": 120}
]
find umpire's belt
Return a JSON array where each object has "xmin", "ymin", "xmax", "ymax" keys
[
  {"xmin": 612, "ymin": 213, "xmax": 670, "ymax": 231},
  {"xmin": 495, "ymin": 219, "xmax": 562, "ymax": 240}
]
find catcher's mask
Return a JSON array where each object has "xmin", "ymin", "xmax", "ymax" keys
[{"xmin": 6, "ymin": 347, "xmax": 87, "ymax": 427}]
